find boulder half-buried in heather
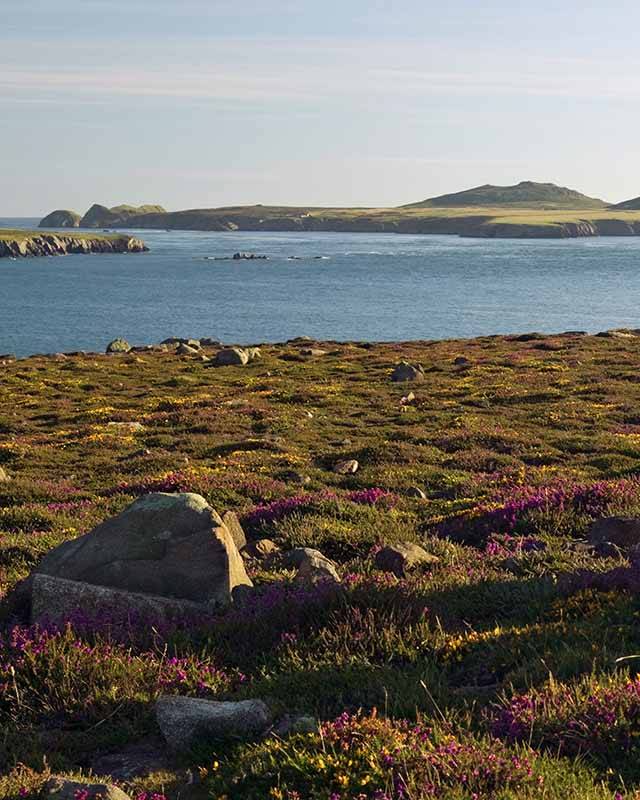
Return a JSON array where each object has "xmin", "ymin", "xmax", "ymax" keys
[{"xmin": 30, "ymin": 492, "xmax": 252, "ymax": 623}]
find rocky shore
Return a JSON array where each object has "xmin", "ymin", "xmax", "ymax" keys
[{"xmin": 0, "ymin": 232, "xmax": 148, "ymax": 258}]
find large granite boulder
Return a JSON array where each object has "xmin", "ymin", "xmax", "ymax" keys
[
  {"xmin": 155, "ymin": 696, "xmax": 272, "ymax": 750},
  {"xmin": 32, "ymin": 493, "xmax": 252, "ymax": 623}
]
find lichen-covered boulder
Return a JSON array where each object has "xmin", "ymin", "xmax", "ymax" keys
[
  {"xmin": 155, "ymin": 696, "xmax": 272, "ymax": 750},
  {"xmin": 106, "ymin": 338, "xmax": 131, "ymax": 354},
  {"xmin": 33, "ymin": 493, "xmax": 252, "ymax": 610},
  {"xmin": 333, "ymin": 459, "xmax": 359, "ymax": 475},
  {"xmin": 215, "ymin": 347, "xmax": 249, "ymax": 366}
]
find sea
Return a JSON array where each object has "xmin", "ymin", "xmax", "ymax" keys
[{"xmin": 2, "ymin": 217, "xmax": 640, "ymax": 357}]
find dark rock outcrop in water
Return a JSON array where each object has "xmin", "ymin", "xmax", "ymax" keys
[
  {"xmin": 38, "ymin": 209, "xmax": 81, "ymax": 228},
  {"xmin": 0, "ymin": 233, "xmax": 148, "ymax": 258}
]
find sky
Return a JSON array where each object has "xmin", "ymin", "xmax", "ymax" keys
[{"xmin": 2, "ymin": 0, "xmax": 640, "ymax": 215}]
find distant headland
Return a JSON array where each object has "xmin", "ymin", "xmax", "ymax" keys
[
  {"xmin": 0, "ymin": 229, "xmax": 148, "ymax": 258},
  {"xmin": 38, "ymin": 182, "xmax": 640, "ymax": 239}
]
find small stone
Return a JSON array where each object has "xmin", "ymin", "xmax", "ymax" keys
[
  {"xmin": 333, "ymin": 459, "xmax": 359, "ymax": 474},
  {"xmin": 44, "ymin": 778, "xmax": 131, "ymax": 800},
  {"xmin": 176, "ymin": 342, "xmax": 199, "ymax": 355},
  {"xmin": 303, "ymin": 410, "xmax": 314, "ymax": 418},
  {"xmin": 272, "ymin": 714, "xmax": 319, "ymax": 737},
  {"xmin": 454, "ymin": 356, "xmax": 470, "ymax": 366},
  {"xmin": 155, "ymin": 696, "xmax": 272, "ymax": 750},
  {"xmin": 300, "ymin": 348, "xmax": 326, "ymax": 357},
  {"xmin": 406, "ymin": 486, "xmax": 426, "ymax": 499},
  {"xmin": 222, "ymin": 510, "xmax": 247, "ymax": 550},
  {"xmin": 296, "ymin": 551, "xmax": 340, "ymax": 585},
  {"xmin": 283, "ymin": 547, "xmax": 328, "ymax": 568},
  {"xmin": 245, "ymin": 347, "xmax": 262, "ymax": 361},
  {"xmin": 589, "ymin": 517, "xmax": 640, "ymax": 550},
  {"xmin": 375, "ymin": 542, "xmax": 439, "ymax": 577},
  {"xmin": 0, "ymin": 466, "xmax": 10, "ymax": 483},
  {"xmin": 391, "ymin": 362, "xmax": 425, "ymax": 382},
  {"xmin": 400, "ymin": 392, "xmax": 416, "ymax": 405},
  {"xmin": 106, "ymin": 338, "xmax": 131, "ymax": 354},
  {"xmin": 215, "ymin": 347, "xmax": 249, "ymax": 366},
  {"xmin": 242, "ymin": 539, "xmax": 280, "ymax": 559},
  {"xmin": 107, "ymin": 421, "xmax": 145, "ymax": 432}
]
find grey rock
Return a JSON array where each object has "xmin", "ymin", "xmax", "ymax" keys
[
  {"xmin": 272, "ymin": 714, "xmax": 319, "ymax": 737},
  {"xmin": 106, "ymin": 338, "xmax": 131, "ymax": 354},
  {"xmin": 30, "ymin": 574, "xmax": 212, "ymax": 627},
  {"xmin": 200, "ymin": 337, "xmax": 223, "ymax": 347},
  {"xmin": 222, "ymin": 510, "xmax": 247, "ymax": 550},
  {"xmin": 0, "ymin": 466, "xmax": 10, "ymax": 483},
  {"xmin": 375, "ymin": 542, "xmax": 439, "ymax": 577},
  {"xmin": 296, "ymin": 552, "xmax": 340, "ymax": 585},
  {"xmin": 589, "ymin": 517, "xmax": 640, "ymax": 550},
  {"xmin": 34, "ymin": 493, "xmax": 252, "ymax": 606},
  {"xmin": 391, "ymin": 362, "xmax": 425, "ymax": 382},
  {"xmin": 333, "ymin": 459, "xmax": 359, "ymax": 474},
  {"xmin": 300, "ymin": 348, "xmax": 327, "ymax": 357},
  {"xmin": 44, "ymin": 778, "xmax": 131, "ymax": 800},
  {"xmin": 245, "ymin": 347, "xmax": 262, "ymax": 361},
  {"xmin": 176, "ymin": 342, "xmax": 199, "ymax": 355},
  {"xmin": 90, "ymin": 737, "xmax": 168, "ymax": 781},
  {"xmin": 155, "ymin": 695, "xmax": 272, "ymax": 750},
  {"xmin": 283, "ymin": 547, "xmax": 328, "ymax": 568},
  {"xmin": 215, "ymin": 347, "xmax": 249, "ymax": 366},
  {"xmin": 242, "ymin": 538, "xmax": 280, "ymax": 560},
  {"xmin": 406, "ymin": 486, "xmax": 427, "ymax": 499}
]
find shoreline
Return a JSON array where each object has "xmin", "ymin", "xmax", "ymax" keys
[{"xmin": 2, "ymin": 327, "xmax": 639, "ymax": 363}]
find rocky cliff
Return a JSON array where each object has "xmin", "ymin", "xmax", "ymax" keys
[{"xmin": 0, "ymin": 233, "xmax": 148, "ymax": 258}]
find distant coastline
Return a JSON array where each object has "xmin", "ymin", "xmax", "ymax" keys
[{"xmin": 37, "ymin": 181, "xmax": 640, "ymax": 239}]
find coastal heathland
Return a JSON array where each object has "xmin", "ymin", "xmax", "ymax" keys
[{"xmin": 3, "ymin": 332, "xmax": 640, "ymax": 798}]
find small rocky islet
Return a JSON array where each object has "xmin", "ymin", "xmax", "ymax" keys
[{"xmin": 4, "ymin": 332, "xmax": 640, "ymax": 798}]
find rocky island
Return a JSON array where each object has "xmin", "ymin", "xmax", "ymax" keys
[
  {"xmin": 0, "ymin": 229, "xmax": 148, "ymax": 258},
  {"xmin": 39, "ymin": 182, "xmax": 640, "ymax": 239}
]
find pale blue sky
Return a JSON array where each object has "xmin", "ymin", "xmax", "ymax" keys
[{"xmin": 3, "ymin": 0, "xmax": 640, "ymax": 215}]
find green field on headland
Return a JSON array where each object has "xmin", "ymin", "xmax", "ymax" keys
[{"xmin": 4, "ymin": 332, "xmax": 640, "ymax": 798}]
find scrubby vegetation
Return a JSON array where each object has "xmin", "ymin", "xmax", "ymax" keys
[{"xmin": 3, "ymin": 333, "xmax": 640, "ymax": 798}]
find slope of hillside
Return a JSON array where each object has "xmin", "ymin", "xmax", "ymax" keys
[
  {"xmin": 403, "ymin": 181, "xmax": 608, "ymax": 209},
  {"xmin": 610, "ymin": 196, "xmax": 640, "ymax": 211}
]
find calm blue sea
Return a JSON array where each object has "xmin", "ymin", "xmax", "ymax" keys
[{"xmin": 2, "ymin": 217, "xmax": 640, "ymax": 357}]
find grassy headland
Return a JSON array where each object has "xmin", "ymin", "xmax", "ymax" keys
[
  {"xmin": 40, "ymin": 182, "xmax": 640, "ymax": 238},
  {"xmin": 3, "ymin": 333, "xmax": 640, "ymax": 797}
]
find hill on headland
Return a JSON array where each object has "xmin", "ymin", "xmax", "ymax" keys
[
  {"xmin": 38, "ymin": 204, "xmax": 166, "ymax": 229},
  {"xmin": 609, "ymin": 196, "xmax": 640, "ymax": 211},
  {"xmin": 402, "ymin": 181, "xmax": 609, "ymax": 210}
]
